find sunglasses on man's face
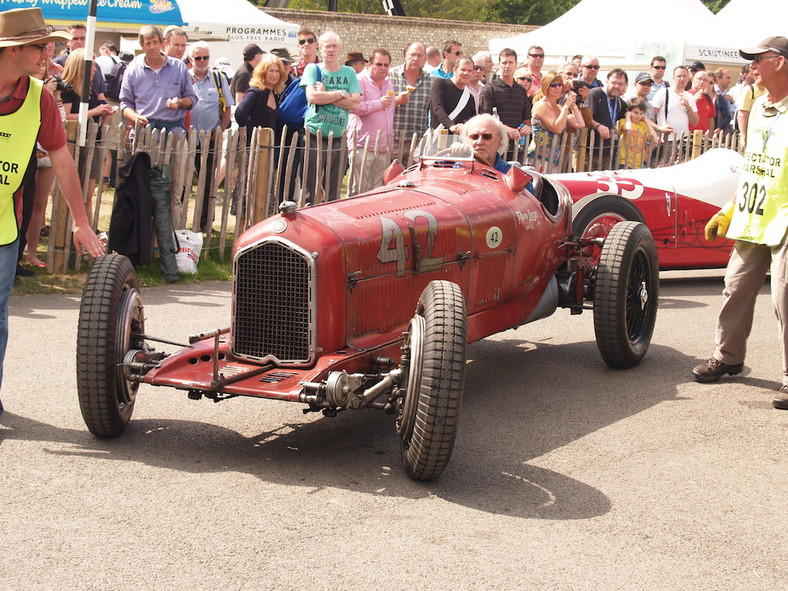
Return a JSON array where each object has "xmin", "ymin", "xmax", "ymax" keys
[
  {"xmin": 298, "ymin": 37, "xmax": 316, "ymax": 45},
  {"xmin": 473, "ymin": 65, "xmax": 484, "ymax": 71},
  {"xmin": 468, "ymin": 132, "xmax": 494, "ymax": 141},
  {"xmin": 192, "ymin": 55, "xmax": 210, "ymax": 61},
  {"xmin": 518, "ymin": 77, "xmax": 532, "ymax": 82},
  {"xmin": 652, "ymin": 65, "xmax": 666, "ymax": 70},
  {"xmin": 529, "ymin": 53, "xmax": 544, "ymax": 58},
  {"xmin": 583, "ymin": 64, "xmax": 600, "ymax": 70}
]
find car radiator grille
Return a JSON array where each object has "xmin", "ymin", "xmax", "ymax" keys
[{"xmin": 232, "ymin": 239, "xmax": 314, "ymax": 365}]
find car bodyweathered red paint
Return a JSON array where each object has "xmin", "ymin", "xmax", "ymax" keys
[{"xmin": 77, "ymin": 145, "xmax": 660, "ymax": 481}]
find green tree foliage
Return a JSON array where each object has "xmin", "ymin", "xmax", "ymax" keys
[{"xmin": 267, "ymin": 0, "xmax": 730, "ymax": 24}]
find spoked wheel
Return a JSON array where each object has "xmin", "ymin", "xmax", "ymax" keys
[
  {"xmin": 397, "ymin": 280, "xmax": 467, "ymax": 481},
  {"xmin": 593, "ymin": 221, "xmax": 659, "ymax": 369},
  {"xmin": 76, "ymin": 255, "xmax": 145, "ymax": 436},
  {"xmin": 572, "ymin": 193, "xmax": 645, "ymax": 265}
]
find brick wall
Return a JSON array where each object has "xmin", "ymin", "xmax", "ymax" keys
[{"xmin": 265, "ymin": 8, "xmax": 536, "ymax": 60}]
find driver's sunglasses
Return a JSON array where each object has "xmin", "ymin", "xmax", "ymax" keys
[
  {"xmin": 468, "ymin": 132, "xmax": 494, "ymax": 140},
  {"xmin": 298, "ymin": 37, "xmax": 316, "ymax": 45}
]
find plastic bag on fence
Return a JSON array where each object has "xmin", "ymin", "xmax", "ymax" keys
[{"xmin": 174, "ymin": 229, "xmax": 203, "ymax": 275}]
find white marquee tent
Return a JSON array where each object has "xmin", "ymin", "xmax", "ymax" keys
[
  {"xmin": 707, "ymin": 0, "xmax": 788, "ymax": 48},
  {"xmin": 179, "ymin": 0, "xmax": 300, "ymax": 67},
  {"xmin": 489, "ymin": 0, "xmax": 745, "ymax": 71}
]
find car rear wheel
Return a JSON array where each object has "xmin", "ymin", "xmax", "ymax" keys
[
  {"xmin": 77, "ymin": 254, "xmax": 144, "ymax": 437},
  {"xmin": 398, "ymin": 280, "xmax": 467, "ymax": 481},
  {"xmin": 572, "ymin": 193, "xmax": 645, "ymax": 265},
  {"xmin": 593, "ymin": 221, "xmax": 658, "ymax": 369}
]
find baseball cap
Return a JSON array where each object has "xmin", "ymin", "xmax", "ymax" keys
[
  {"xmin": 740, "ymin": 36, "xmax": 788, "ymax": 60},
  {"xmin": 243, "ymin": 43, "xmax": 264, "ymax": 61},
  {"xmin": 688, "ymin": 60, "xmax": 705, "ymax": 71},
  {"xmin": 635, "ymin": 72, "xmax": 653, "ymax": 84}
]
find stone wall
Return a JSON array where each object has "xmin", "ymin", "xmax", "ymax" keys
[{"xmin": 264, "ymin": 8, "xmax": 536, "ymax": 60}]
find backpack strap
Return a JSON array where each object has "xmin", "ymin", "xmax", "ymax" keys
[
  {"xmin": 664, "ymin": 86, "xmax": 669, "ymax": 120},
  {"xmin": 210, "ymin": 68, "xmax": 227, "ymax": 114}
]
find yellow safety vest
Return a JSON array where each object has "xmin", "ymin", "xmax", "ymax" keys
[
  {"xmin": 727, "ymin": 94, "xmax": 788, "ymax": 246},
  {"xmin": 0, "ymin": 77, "xmax": 42, "ymax": 245}
]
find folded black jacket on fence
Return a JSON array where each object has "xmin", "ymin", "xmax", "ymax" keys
[{"xmin": 108, "ymin": 151, "xmax": 153, "ymax": 266}]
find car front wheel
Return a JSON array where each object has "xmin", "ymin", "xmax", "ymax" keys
[
  {"xmin": 76, "ymin": 254, "xmax": 144, "ymax": 436},
  {"xmin": 397, "ymin": 280, "xmax": 467, "ymax": 481},
  {"xmin": 593, "ymin": 221, "xmax": 659, "ymax": 369}
]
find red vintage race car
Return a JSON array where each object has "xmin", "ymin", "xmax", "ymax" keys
[
  {"xmin": 554, "ymin": 148, "xmax": 742, "ymax": 270},
  {"xmin": 76, "ymin": 141, "xmax": 659, "ymax": 481}
]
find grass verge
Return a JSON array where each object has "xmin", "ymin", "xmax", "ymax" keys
[{"xmin": 13, "ymin": 243, "xmax": 235, "ymax": 296}]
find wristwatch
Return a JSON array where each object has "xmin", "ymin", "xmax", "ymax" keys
[{"xmin": 339, "ymin": 90, "xmax": 348, "ymax": 99}]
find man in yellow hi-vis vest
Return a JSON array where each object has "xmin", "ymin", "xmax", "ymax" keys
[
  {"xmin": 693, "ymin": 36, "xmax": 788, "ymax": 411},
  {"xmin": 0, "ymin": 8, "xmax": 105, "ymax": 415}
]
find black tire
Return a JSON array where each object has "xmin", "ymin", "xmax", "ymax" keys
[
  {"xmin": 76, "ymin": 254, "xmax": 144, "ymax": 436},
  {"xmin": 593, "ymin": 221, "xmax": 659, "ymax": 369},
  {"xmin": 572, "ymin": 193, "xmax": 645, "ymax": 264},
  {"xmin": 398, "ymin": 280, "xmax": 467, "ymax": 481}
]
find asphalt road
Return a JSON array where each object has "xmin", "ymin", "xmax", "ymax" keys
[{"xmin": 1, "ymin": 271, "xmax": 787, "ymax": 590}]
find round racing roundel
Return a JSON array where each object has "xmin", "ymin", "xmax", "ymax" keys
[{"xmin": 486, "ymin": 226, "xmax": 503, "ymax": 249}]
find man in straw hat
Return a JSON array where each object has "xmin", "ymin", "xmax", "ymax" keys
[{"xmin": 0, "ymin": 8, "xmax": 105, "ymax": 414}]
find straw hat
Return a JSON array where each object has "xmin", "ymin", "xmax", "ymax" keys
[{"xmin": 0, "ymin": 8, "xmax": 70, "ymax": 48}]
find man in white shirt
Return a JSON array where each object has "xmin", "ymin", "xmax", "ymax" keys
[{"xmin": 651, "ymin": 66, "xmax": 699, "ymax": 139}]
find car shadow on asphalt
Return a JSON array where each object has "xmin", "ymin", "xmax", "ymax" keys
[{"xmin": 0, "ymin": 335, "xmax": 698, "ymax": 522}]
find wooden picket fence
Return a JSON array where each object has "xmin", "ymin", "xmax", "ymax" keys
[{"xmin": 41, "ymin": 120, "xmax": 743, "ymax": 274}]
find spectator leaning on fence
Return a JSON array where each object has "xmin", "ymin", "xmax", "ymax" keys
[
  {"xmin": 429, "ymin": 56, "xmax": 476, "ymax": 134},
  {"xmin": 432, "ymin": 40, "xmax": 462, "ymax": 80},
  {"xmin": 347, "ymin": 48, "xmax": 397, "ymax": 197},
  {"xmin": 647, "ymin": 56, "xmax": 669, "ymax": 101},
  {"xmin": 424, "ymin": 46, "xmax": 441, "ymax": 74},
  {"xmin": 526, "ymin": 46, "xmax": 545, "ymax": 96},
  {"xmin": 120, "ymin": 25, "xmax": 197, "ymax": 133},
  {"xmin": 230, "ymin": 44, "xmax": 264, "ymax": 105},
  {"xmin": 60, "ymin": 49, "xmax": 114, "ymax": 226},
  {"xmin": 390, "ymin": 42, "xmax": 433, "ymax": 152},
  {"xmin": 587, "ymin": 68, "xmax": 628, "ymax": 163},
  {"xmin": 188, "ymin": 41, "xmax": 234, "ymax": 232},
  {"xmin": 0, "ymin": 7, "xmax": 105, "ymax": 414},
  {"xmin": 293, "ymin": 28, "xmax": 319, "ymax": 78},
  {"xmin": 688, "ymin": 70, "xmax": 716, "ymax": 134},
  {"xmin": 163, "ymin": 26, "xmax": 188, "ymax": 61},
  {"xmin": 301, "ymin": 31, "xmax": 361, "ymax": 203},
  {"xmin": 52, "ymin": 22, "xmax": 106, "ymax": 98},
  {"xmin": 479, "ymin": 48, "xmax": 531, "ymax": 161},
  {"xmin": 713, "ymin": 67, "xmax": 734, "ymax": 135},
  {"xmin": 735, "ymin": 64, "xmax": 764, "ymax": 144},
  {"xmin": 617, "ymin": 99, "xmax": 658, "ymax": 169},
  {"xmin": 651, "ymin": 66, "xmax": 699, "ymax": 143}
]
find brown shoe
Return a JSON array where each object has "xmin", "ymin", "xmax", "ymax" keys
[
  {"xmin": 773, "ymin": 385, "xmax": 788, "ymax": 410},
  {"xmin": 692, "ymin": 358, "xmax": 744, "ymax": 383}
]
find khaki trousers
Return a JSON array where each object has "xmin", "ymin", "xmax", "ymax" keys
[{"xmin": 714, "ymin": 238, "xmax": 788, "ymax": 380}]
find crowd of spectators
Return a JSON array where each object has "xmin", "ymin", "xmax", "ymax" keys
[{"xmin": 20, "ymin": 20, "xmax": 762, "ymax": 276}]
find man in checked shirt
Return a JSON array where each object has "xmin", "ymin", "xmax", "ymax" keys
[{"xmin": 390, "ymin": 42, "xmax": 433, "ymax": 165}]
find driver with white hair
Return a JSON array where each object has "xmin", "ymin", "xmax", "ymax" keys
[{"xmin": 460, "ymin": 113, "xmax": 511, "ymax": 172}]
